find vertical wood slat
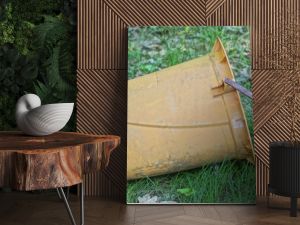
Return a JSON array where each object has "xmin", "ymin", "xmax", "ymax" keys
[
  {"xmin": 256, "ymin": 158, "xmax": 269, "ymax": 196},
  {"xmin": 77, "ymin": 0, "xmax": 127, "ymax": 70},
  {"xmin": 77, "ymin": 0, "xmax": 300, "ymax": 200}
]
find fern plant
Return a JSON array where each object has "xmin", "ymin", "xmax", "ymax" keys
[{"xmin": 33, "ymin": 15, "xmax": 76, "ymax": 130}]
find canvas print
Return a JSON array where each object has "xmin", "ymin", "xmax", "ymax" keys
[{"xmin": 127, "ymin": 26, "xmax": 254, "ymax": 204}]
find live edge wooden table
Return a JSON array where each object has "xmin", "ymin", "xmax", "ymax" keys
[{"xmin": 0, "ymin": 131, "xmax": 120, "ymax": 225}]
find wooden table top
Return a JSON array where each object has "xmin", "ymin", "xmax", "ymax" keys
[
  {"xmin": 0, "ymin": 131, "xmax": 119, "ymax": 151},
  {"xmin": 0, "ymin": 132, "xmax": 120, "ymax": 191}
]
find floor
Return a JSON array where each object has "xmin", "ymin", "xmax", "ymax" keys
[{"xmin": 0, "ymin": 192, "xmax": 300, "ymax": 225}]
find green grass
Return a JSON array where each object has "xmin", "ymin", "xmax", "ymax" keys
[
  {"xmin": 127, "ymin": 160, "xmax": 255, "ymax": 203},
  {"xmin": 128, "ymin": 26, "xmax": 251, "ymax": 80},
  {"xmin": 127, "ymin": 26, "xmax": 254, "ymax": 203}
]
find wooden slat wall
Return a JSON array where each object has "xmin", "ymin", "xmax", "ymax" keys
[{"xmin": 77, "ymin": 0, "xmax": 300, "ymax": 201}]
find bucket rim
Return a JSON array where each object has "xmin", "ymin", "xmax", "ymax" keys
[{"xmin": 212, "ymin": 37, "xmax": 255, "ymax": 160}]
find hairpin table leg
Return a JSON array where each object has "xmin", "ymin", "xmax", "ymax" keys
[
  {"xmin": 80, "ymin": 182, "xmax": 84, "ymax": 225},
  {"xmin": 56, "ymin": 183, "xmax": 84, "ymax": 225},
  {"xmin": 57, "ymin": 187, "xmax": 70, "ymax": 200}
]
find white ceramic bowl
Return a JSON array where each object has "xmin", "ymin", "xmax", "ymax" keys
[{"xmin": 16, "ymin": 94, "xmax": 74, "ymax": 136}]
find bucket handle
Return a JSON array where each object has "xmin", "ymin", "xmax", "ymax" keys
[
  {"xmin": 224, "ymin": 78, "xmax": 252, "ymax": 99},
  {"xmin": 211, "ymin": 78, "xmax": 253, "ymax": 99}
]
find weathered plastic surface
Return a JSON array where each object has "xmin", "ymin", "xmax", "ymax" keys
[{"xmin": 127, "ymin": 38, "xmax": 253, "ymax": 180}]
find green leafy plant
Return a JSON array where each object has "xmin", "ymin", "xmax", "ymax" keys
[
  {"xmin": 0, "ymin": 44, "xmax": 37, "ymax": 95},
  {"xmin": 0, "ymin": 95, "xmax": 16, "ymax": 130},
  {"xmin": 8, "ymin": 0, "xmax": 62, "ymax": 24},
  {"xmin": 0, "ymin": 2, "xmax": 35, "ymax": 55},
  {"xmin": 0, "ymin": 44, "xmax": 37, "ymax": 129},
  {"xmin": 33, "ymin": 15, "xmax": 76, "ymax": 104},
  {"xmin": 32, "ymin": 15, "xmax": 76, "ymax": 131}
]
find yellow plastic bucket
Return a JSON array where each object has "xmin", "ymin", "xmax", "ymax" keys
[{"xmin": 127, "ymin": 38, "xmax": 253, "ymax": 180}]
